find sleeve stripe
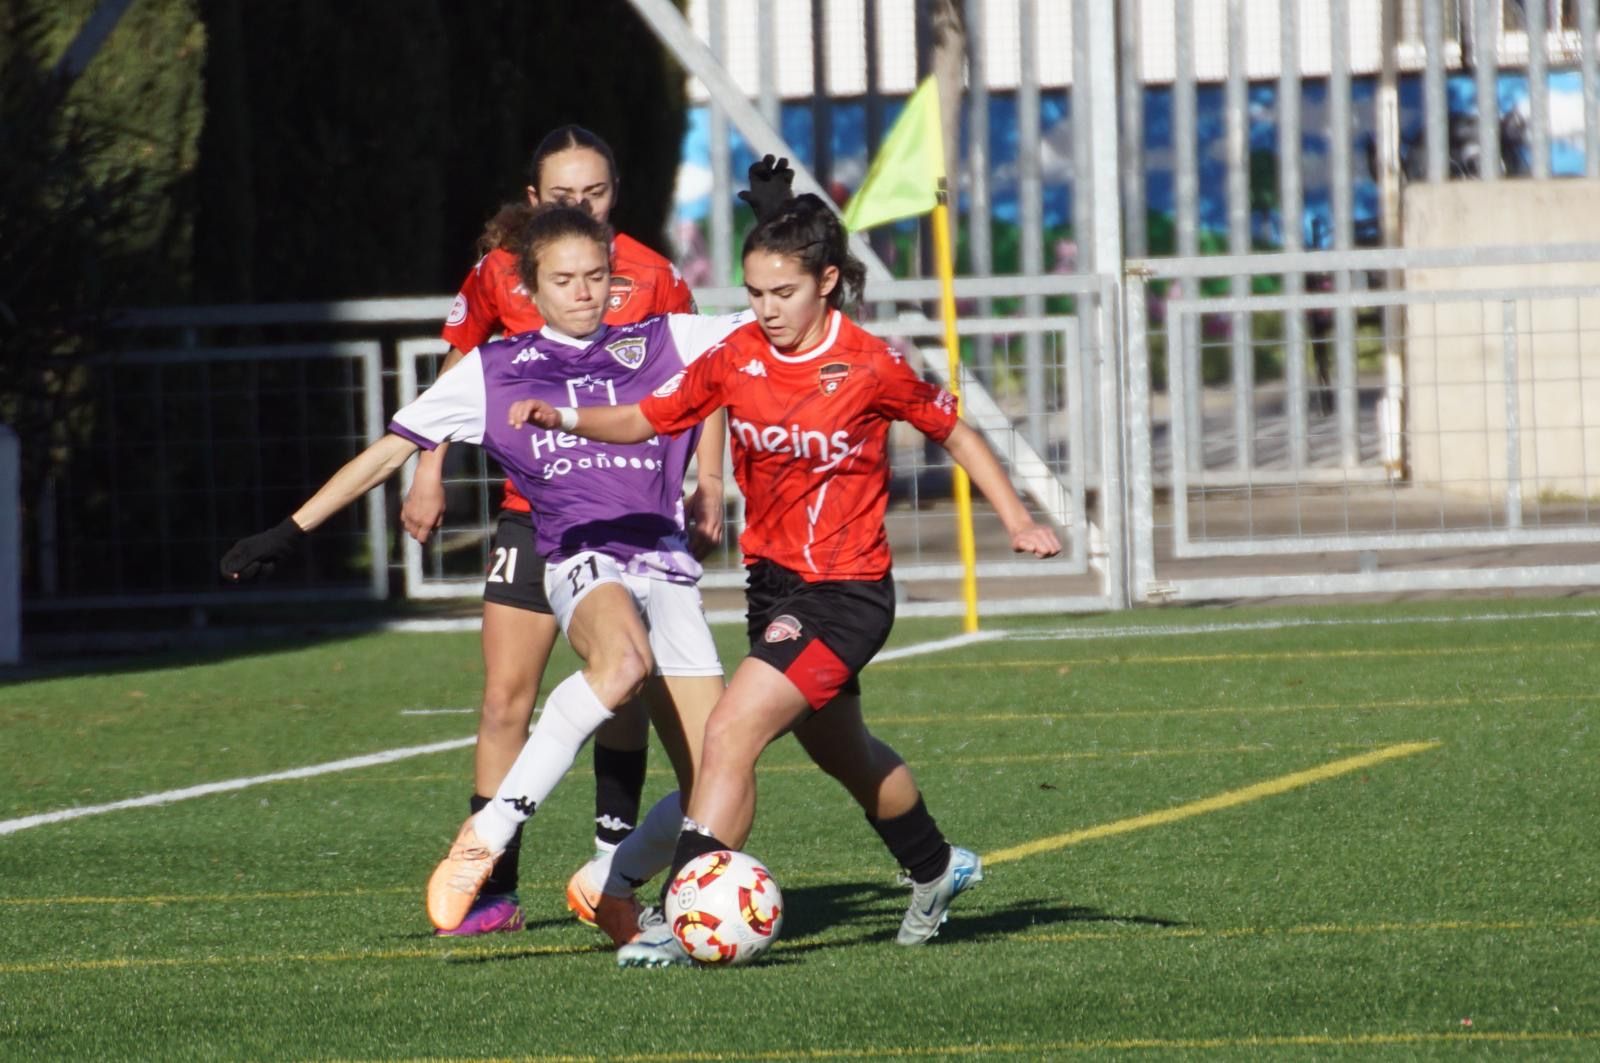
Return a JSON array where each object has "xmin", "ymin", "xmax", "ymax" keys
[{"xmin": 387, "ymin": 421, "xmax": 439, "ymax": 451}]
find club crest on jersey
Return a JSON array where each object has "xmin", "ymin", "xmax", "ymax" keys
[
  {"xmin": 818, "ymin": 362, "xmax": 850, "ymax": 396},
  {"xmin": 446, "ymin": 294, "xmax": 468, "ymax": 327},
  {"xmin": 653, "ymin": 370, "xmax": 685, "ymax": 398},
  {"xmin": 607, "ymin": 275, "xmax": 635, "ymax": 312},
  {"xmin": 764, "ymin": 614, "xmax": 803, "ymax": 643},
  {"xmin": 606, "ymin": 336, "xmax": 647, "ymax": 370}
]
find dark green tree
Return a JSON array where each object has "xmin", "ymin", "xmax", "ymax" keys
[{"xmin": 0, "ymin": 0, "xmax": 204, "ymax": 556}]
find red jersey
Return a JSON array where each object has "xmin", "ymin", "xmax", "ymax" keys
[
  {"xmin": 641, "ymin": 311, "xmax": 959, "ymax": 581},
  {"xmin": 440, "ymin": 231, "xmax": 695, "ymax": 512}
]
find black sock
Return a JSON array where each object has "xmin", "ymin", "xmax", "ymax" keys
[
  {"xmin": 668, "ymin": 826, "xmax": 732, "ymax": 883},
  {"xmin": 868, "ymin": 796, "xmax": 950, "ymax": 885},
  {"xmin": 471, "ymin": 793, "xmax": 524, "ymax": 896},
  {"xmin": 592, "ymin": 744, "xmax": 648, "ymax": 848}
]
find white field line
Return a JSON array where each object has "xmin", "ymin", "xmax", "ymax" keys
[
  {"xmin": 1004, "ymin": 607, "xmax": 1600, "ymax": 644},
  {"xmin": 0, "ymin": 737, "xmax": 475, "ymax": 837},
  {"xmin": 873, "ymin": 629, "xmax": 1008, "ymax": 662},
  {"xmin": 5, "ymin": 632, "xmax": 1001, "ymax": 838},
  {"xmin": 390, "ymin": 606, "xmax": 1600, "ymax": 644}
]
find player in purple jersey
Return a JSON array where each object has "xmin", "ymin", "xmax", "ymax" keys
[{"xmin": 221, "ymin": 205, "xmax": 749, "ymax": 956}]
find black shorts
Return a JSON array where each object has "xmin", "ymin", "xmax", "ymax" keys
[
  {"xmin": 744, "ymin": 559, "xmax": 896, "ymax": 709},
  {"xmin": 482, "ymin": 511, "xmax": 552, "ymax": 614}
]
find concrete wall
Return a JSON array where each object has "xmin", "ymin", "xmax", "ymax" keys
[{"xmin": 1403, "ymin": 180, "xmax": 1600, "ymax": 504}]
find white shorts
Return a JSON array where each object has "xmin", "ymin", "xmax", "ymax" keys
[{"xmin": 543, "ymin": 550, "xmax": 723, "ymax": 678}]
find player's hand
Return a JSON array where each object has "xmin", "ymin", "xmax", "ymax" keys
[
  {"xmin": 401, "ymin": 476, "xmax": 446, "ymax": 545},
  {"xmin": 220, "ymin": 518, "xmax": 306, "ymax": 583},
  {"xmin": 738, "ymin": 154, "xmax": 795, "ymax": 222},
  {"xmin": 508, "ymin": 398, "xmax": 561, "ymax": 429},
  {"xmin": 1009, "ymin": 522, "xmax": 1062, "ymax": 559},
  {"xmin": 686, "ymin": 482, "xmax": 725, "ymax": 556}
]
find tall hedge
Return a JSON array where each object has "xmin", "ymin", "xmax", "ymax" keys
[{"xmin": 193, "ymin": 0, "xmax": 689, "ymax": 302}]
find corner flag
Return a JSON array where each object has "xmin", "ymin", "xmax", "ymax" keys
[
  {"xmin": 842, "ymin": 75, "xmax": 945, "ymax": 232},
  {"xmin": 842, "ymin": 74, "xmax": 983, "ymax": 634}
]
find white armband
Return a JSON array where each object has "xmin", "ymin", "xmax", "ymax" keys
[{"xmin": 556, "ymin": 406, "xmax": 579, "ymax": 432}]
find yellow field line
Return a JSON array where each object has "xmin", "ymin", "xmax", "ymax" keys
[
  {"xmin": 872, "ymin": 639, "xmax": 1597, "ymax": 671},
  {"xmin": 983, "ymin": 741, "xmax": 1440, "ymax": 866},
  {"xmin": 877, "ymin": 689, "xmax": 1595, "ymax": 725},
  {"xmin": 5, "ymin": 909, "xmax": 1589, "ymax": 979},
  {"xmin": 0, "ymin": 885, "xmax": 417, "ymax": 906},
  {"xmin": 345, "ymin": 1029, "xmax": 1600, "ymax": 1062},
  {"xmin": 0, "ymin": 940, "xmax": 600, "ymax": 976},
  {"xmin": 1023, "ymin": 915, "xmax": 1600, "ymax": 945}
]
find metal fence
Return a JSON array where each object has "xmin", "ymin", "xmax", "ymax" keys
[
  {"xmin": 25, "ymin": 342, "xmax": 389, "ymax": 611},
  {"xmin": 1127, "ymin": 241, "xmax": 1600, "ymax": 602}
]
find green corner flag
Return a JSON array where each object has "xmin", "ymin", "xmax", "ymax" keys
[{"xmin": 842, "ymin": 75, "xmax": 945, "ymax": 232}]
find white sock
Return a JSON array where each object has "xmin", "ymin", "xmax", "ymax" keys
[
  {"xmin": 605, "ymin": 791, "xmax": 684, "ymax": 896},
  {"xmin": 474, "ymin": 672, "xmax": 613, "ymax": 852}
]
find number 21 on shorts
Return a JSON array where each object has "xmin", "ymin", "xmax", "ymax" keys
[
  {"xmin": 543, "ymin": 550, "xmax": 624, "ymax": 626},
  {"xmin": 487, "ymin": 546, "xmax": 518, "ymax": 584}
]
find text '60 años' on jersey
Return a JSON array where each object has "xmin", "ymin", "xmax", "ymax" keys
[
  {"xmin": 391, "ymin": 311, "xmax": 750, "ymax": 583},
  {"xmin": 640, "ymin": 310, "xmax": 960, "ymax": 582},
  {"xmin": 439, "ymin": 233, "xmax": 696, "ymax": 514}
]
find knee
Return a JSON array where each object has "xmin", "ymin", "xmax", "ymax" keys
[
  {"xmin": 593, "ymin": 643, "xmax": 653, "ymax": 706},
  {"xmin": 701, "ymin": 709, "xmax": 758, "ymax": 769},
  {"xmin": 479, "ymin": 682, "xmax": 534, "ymax": 734}
]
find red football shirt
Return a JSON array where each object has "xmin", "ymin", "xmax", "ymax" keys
[
  {"xmin": 641, "ymin": 311, "xmax": 959, "ymax": 581},
  {"xmin": 439, "ymin": 232, "xmax": 695, "ymax": 512}
]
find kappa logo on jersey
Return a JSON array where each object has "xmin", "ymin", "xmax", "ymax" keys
[
  {"xmin": 606, "ymin": 335, "xmax": 647, "ymax": 369},
  {"xmin": 446, "ymin": 294, "xmax": 468, "ymax": 327},
  {"xmin": 740, "ymin": 359, "xmax": 767, "ymax": 377},
  {"xmin": 653, "ymin": 370, "xmax": 685, "ymax": 398},
  {"xmin": 819, "ymin": 362, "xmax": 850, "ymax": 396},
  {"xmin": 607, "ymin": 275, "xmax": 635, "ymax": 312},
  {"xmin": 763, "ymin": 614, "xmax": 803, "ymax": 643},
  {"xmin": 512, "ymin": 346, "xmax": 550, "ymax": 365}
]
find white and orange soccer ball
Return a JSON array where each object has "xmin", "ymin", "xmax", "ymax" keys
[{"xmin": 664, "ymin": 849, "xmax": 784, "ymax": 966}]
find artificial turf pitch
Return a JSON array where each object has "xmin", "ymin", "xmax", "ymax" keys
[{"xmin": 2, "ymin": 598, "xmax": 1596, "ymax": 1060}]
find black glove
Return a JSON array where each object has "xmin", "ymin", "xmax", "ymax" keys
[
  {"xmin": 221, "ymin": 518, "xmax": 306, "ymax": 583},
  {"xmin": 738, "ymin": 154, "xmax": 795, "ymax": 222}
]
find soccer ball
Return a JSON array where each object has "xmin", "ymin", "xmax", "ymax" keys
[{"xmin": 664, "ymin": 849, "xmax": 784, "ymax": 966}]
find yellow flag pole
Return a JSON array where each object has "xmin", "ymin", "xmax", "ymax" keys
[{"xmin": 931, "ymin": 180, "xmax": 980, "ymax": 633}]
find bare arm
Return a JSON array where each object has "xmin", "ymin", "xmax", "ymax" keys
[
  {"xmin": 939, "ymin": 421, "xmax": 1061, "ymax": 557},
  {"xmin": 293, "ymin": 434, "xmax": 420, "ymax": 532},
  {"xmin": 687, "ymin": 407, "xmax": 727, "ymax": 550},
  {"xmin": 400, "ymin": 347, "xmax": 468, "ymax": 543},
  {"xmin": 508, "ymin": 398, "xmax": 657, "ymax": 444}
]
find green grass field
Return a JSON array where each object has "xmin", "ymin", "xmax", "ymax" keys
[{"xmin": 2, "ymin": 598, "xmax": 1597, "ymax": 1060}]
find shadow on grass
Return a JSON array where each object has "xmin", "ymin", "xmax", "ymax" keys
[
  {"xmin": 406, "ymin": 883, "xmax": 1185, "ymax": 967},
  {"xmin": 775, "ymin": 879, "xmax": 1185, "ymax": 953}
]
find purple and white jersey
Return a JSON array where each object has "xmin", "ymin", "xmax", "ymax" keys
[{"xmin": 389, "ymin": 310, "xmax": 751, "ymax": 583}]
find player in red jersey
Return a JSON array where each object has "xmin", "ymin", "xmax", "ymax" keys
[
  {"xmin": 402, "ymin": 126, "xmax": 725, "ymax": 937},
  {"xmin": 511, "ymin": 191, "xmax": 1060, "ymax": 952}
]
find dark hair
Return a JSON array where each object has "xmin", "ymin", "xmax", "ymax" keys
[
  {"xmin": 508, "ymin": 203, "xmax": 612, "ymax": 293},
  {"xmin": 741, "ymin": 193, "xmax": 866, "ymax": 311},
  {"xmin": 527, "ymin": 124, "xmax": 618, "ymax": 189}
]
